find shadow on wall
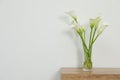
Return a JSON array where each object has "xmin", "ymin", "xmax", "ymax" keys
[
  {"xmin": 53, "ymin": 16, "xmax": 84, "ymax": 80},
  {"xmin": 59, "ymin": 16, "xmax": 84, "ymax": 68},
  {"xmin": 64, "ymin": 29, "xmax": 84, "ymax": 67},
  {"xmin": 52, "ymin": 31, "xmax": 83, "ymax": 80},
  {"xmin": 52, "ymin": 69, "xmax": 61, "ymax": 80}
]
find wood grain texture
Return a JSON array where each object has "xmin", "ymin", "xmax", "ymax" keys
[{"xmin": 61, "ymin": 68, "xmax": 120, "ymax": 80}]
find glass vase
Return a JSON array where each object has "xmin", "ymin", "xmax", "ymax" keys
[{"xmin": 82, "ymin": 51, "xmax": 93, "ymax": 71}]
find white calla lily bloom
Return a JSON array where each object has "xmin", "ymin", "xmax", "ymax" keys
[{"xmin": 97, "ymin": 24, "xmax": 108, "ymax": 35}]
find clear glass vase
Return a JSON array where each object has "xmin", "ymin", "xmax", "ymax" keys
[{"xmin": 82, "ymin": 52, "xmax": 93, "ymax": 71}]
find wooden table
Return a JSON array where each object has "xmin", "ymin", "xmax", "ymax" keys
[{"xmin": 61, "ymin": 68, "xmax": 120, "ymax": 80}]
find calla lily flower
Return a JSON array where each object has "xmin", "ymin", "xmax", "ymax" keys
[
  {"xmin": 66, "ymin": 11, "xmax": 76, "ymax": 17},
  {"xmin": 97, "ymin": 24, "xmax": 108, "ymax": 35},
  {"xmin": 66, "ymin": 11, "xmax": 78, "ymax": 23},
  {"xmin": 79, "ymin": 25, "xmax": 86, "ymax": 33},
  {"xmin": 73, "ymin": 26, "xmax": 80, "ymax": 33},
  {"xmin": 90, "ymin": 16, "xmax": 101, "ymax": 29},
  {"xmin": 73, "ymin": 25, "xmax": 86, "ymax": 35}
]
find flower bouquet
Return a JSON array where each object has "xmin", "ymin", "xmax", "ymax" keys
[{"xmin": 66, "ymin": 11, "xmax": 108, "ymax": 71}]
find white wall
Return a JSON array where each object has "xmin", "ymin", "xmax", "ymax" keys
[{"xmin": 0, "ymin": 0, "xmax": 120, "ymax": 80}]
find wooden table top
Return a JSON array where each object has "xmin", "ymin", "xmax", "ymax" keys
[{"xmin": 61, "ymin": 68, "xmax": 120, "ymax": 80}]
